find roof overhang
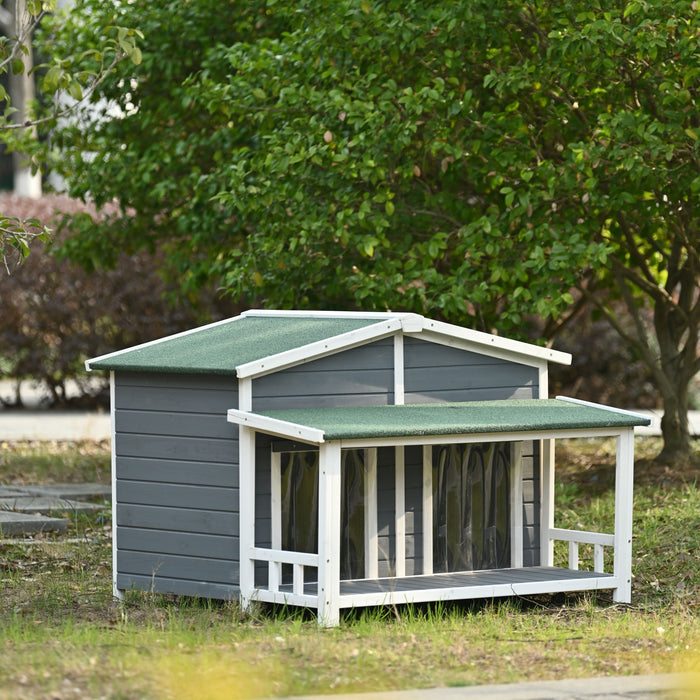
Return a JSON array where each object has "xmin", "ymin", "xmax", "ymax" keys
[{"xmin": 227, "ymin": 397, "xmax": 650, "ymax": 447}]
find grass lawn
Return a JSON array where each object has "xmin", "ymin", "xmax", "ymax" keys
[{"xmin": 0, "ymin": 438, "xmax": 698, "ymax": 699}]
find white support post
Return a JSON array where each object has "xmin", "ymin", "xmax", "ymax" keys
[
  {"xmin": 613, "ymin": 429, "xmax": 635, "ymax": 603},
  {"xmin": 394, "ymin": 446, "xmax": 406, "ymax": 578},
  {"xmin": 238, "ymin": 377, "xmax": 253, "ymax": 411},
  {"xmin": 422, "ymin": 445, "xmax": 433, "ymax": 575},
  {"xmin": 364, "ymin": 448, "xmax": 379, "ymax": 580},
  {"xmin": 238, "ymin": 426, "xmax": 256, "ymax": 612},
  {"xmin": 393, "ymin": 334, "xmax": 405, "ymax": 405},
  {"xmin": 540, "ymin": 439, "xmax": 555, "ymax": 567},
  {"xmin": 318, "ymin": 441, "xmax": 342, "ymax": 627},
  {"xmin": 270, "ymin": 451, "xmax": 282, "ymax": 592},
  {"xmin": 510, "ymin": 442, "xmax": 523, "ymax": 568},
  {"xmin": 110, "ymin": 372, "xmax": 125, "ymax": 602}
]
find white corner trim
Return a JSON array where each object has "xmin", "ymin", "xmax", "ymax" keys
[
  {"xmin": 85, "ymin": 313, "xmax": 247, "ymax": 370},
  {"xmin": 555, "ymin": 396, "xmax": 652, "ymax": 422},
  {"xmin": 420, "ymin": 319, "xmax": 572, "ymax": 366},
  {"xmin": 235, "ymin": 318, "xmax": 405, "ymax": 379},
  {"xmin": 227, "ymin": 409, "xmax": 325, "ymax": 444}
]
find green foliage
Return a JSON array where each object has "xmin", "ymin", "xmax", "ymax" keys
[
  {"xmin": 0, "ymin": 0, "xmax": 142, "ymax": 269},
  {"xmin": 37, "ymin": 1, "xmax": 697, "ymax": 335},
  {"xmin": 26, "ymin": 1, "xmax": 700, "ymax": 453}
]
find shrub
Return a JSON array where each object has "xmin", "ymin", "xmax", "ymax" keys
[{"xmin": 0, "ymin": 193, "xmax": 237, "ymax": 408}]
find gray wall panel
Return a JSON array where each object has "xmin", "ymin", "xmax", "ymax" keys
[
  {"xmin": 117, "ymin": 457, "xmax": 237, "ymax": 488},
  {"xmin": 117, "ymin": 573, "xmax": 238, "ymax": 601},
  {"xmin": 116, "ymin": 410, "xmax": 235, "ymax": 440},
  {"xmin": 117, "ymin": 480, "xmax": 237, "ymax": 512},
  {"xmin": 118, "ymin": 527, "xmax": 237, "ymax": 560},
  {"xmin": 117, "ymin": 551, "xmax": 238, "ymax": 584},
  {"xmin": 114, "ymin": 372, "xmax": 239, "ymax": 596},
  {"xmin": 117, "ymin": 504, "xmax": 237, "ymax": 536},
  {"xmin": 117, "ymin": 434, "xmax": 235, "ymax": 464}
]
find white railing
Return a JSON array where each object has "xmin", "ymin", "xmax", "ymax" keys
[
  {"xmin": 249, "ymin": 546, "xmax": 318, "ymax": 597},
  {"xmin": 549, "ymin": 528, "xmax": 614, "ymax": 573}
]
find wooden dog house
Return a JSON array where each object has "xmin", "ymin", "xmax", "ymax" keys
[{"xmin": 87, "ymin": 310, "xmax": 650, "ymax": 626}]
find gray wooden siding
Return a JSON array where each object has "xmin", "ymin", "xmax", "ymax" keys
[
  {"xmin": 114, "ymin": 371, "xmax": 239, "ymax": 600},
  {"xmin": 253, "ymin": 339, "xmax": 395, "ymax": 410},
  {"xmin": 404, "ymin": 337, "xmax": 541, "ymax": 567},
  {"xmin": 403, "ymin": 337, "xmax": 538, "ymax": 403}
]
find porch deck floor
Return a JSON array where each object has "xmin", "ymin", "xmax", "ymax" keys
[{"xmin": 279, "ymin": 566, "xmax": 614, "ymax": 598}]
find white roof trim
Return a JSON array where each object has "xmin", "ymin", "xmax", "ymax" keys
[
  {"xmin": 227, "ymin": 408, "xmax": 325, "ymax": 444},
  {"xmin": 555, "ymin": 396, "xmax": 651, "ymax": 422},
  {"xmin": 84, "ymin": 313, "xmax": 247, "ymax": 371},
  {"xmin": 242, "ymin": 309, "xmax": 408, "ymax": 319},
  {"xmin": 235, "ymin": 317, "xmax": 406, "ymax": 379},
  {"xmin": 422, "ymin": 319, "xmax": 572, "ymax": 366}
]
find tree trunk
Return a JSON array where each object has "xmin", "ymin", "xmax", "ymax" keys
[
  {"xmin": 657, "ymin": 383, "xmax": 692, "ymax": 463},
  {"xmin": 653, "ymin": 290, "xmax": 697, "ymax": 464}
]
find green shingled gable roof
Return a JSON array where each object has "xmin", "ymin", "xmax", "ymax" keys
[
  {"xmin": 255, "ymin": 399, "xmax": 650, "ymax": 440},
  {"xmin": 87, "ymin": 315, "xmax": 383, "ymax": 375}
]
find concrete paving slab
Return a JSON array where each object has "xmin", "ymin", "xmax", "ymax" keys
[
  {"xmin": 22, "ymin": 483, "xmax": 112, "ymax": 501},
  {"xmin": 0, "ymin": 496, "xmax": 106, "ymax": 515},
  {"xmin": 0, "ymin": 511, "xmax": 68, "ymax": 535},
  {"xmin": 0, "ymin": 485, "xmax": 29, "ymax": 497}
]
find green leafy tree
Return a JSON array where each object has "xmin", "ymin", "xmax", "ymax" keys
[
  {"xmin": 36, "ymin": 0, "xmax": 699, "ymax": 461},
  {"xmin": 0, "ymin": 0, "xmax": 142, "ymax": 270}
]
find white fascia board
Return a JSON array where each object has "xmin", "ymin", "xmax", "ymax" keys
[
  {"xmin": 418, "ymin": 318, "xmax": 572, "ymax": 366},
  {"xmin": 227, "ymin": 409, "xmax": 325, "ymax": 444},
  {"xmin": 85, "ymin": 313, "xmax": 247, "ymax": 371},
  {"xmin": 337, "ymin": 425, "xmax": 628, "ymax": 449},
  {"xmin": 555, "ymin": 396, "xmax": 651, "ymax": 422},
  {"xmin": 242, "ymin": 309, "xmax": 412, "ymax": 320},
  {"xmin": 235, "ymin": 317, "xmax": 406, "ymax": 379}
]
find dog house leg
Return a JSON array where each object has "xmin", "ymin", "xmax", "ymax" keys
[
  {"xmin": 318, "ymin": 441, "xmax": 341, "ymax": 627},
  {"xmin": 239, "ymin": 425, "xmax": 256, "ymax": 612},
  {"xmin": 613, "ymin": 428, "xmax": 634, "ymax": 603}
]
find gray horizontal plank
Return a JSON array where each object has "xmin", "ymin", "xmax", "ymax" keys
[
  {"xmin": 116, "ymin": 434, "xmax": 236, "ymax": 464},
  {"xmin": 254, "ymin": 368, "xmax": 394, "ymax": 400},
  {"xmin": 404, "ymin": 386, "xmax": 536, "ymax": 404},
  {"xmin": 253, "ymin": 393, "xmax": 393, "ymax": 411},
  {"xmin": 116, "ymin": 410, "xmax": 236, "ymax": 440},
  {"xmin": 117, "ymin": 372, "xmax": 237, "ymax": 393},
  {"xmin": 278, "ymin": 340, "xmax": 394, "ymax": 373},
  {"xmin": 118, "ymin": 527, "xmax": 237, "ymax": 560},
  {"xmin": 405, "ymin": 365, "xmax": 537, "ymax": 393},
  {"xmin": 404, "ymin": 339, "xmax": 505, "ymax": 368},
  {"xmin": 117, "ymin": 504, "xmax": 238, "ymax": 536},
  {"xmin": 117, "ymin": 573, "xmax": 239, "ymax": 601},
  {"xmin": 117, "ymin": 480, "xmax": 238, "ymax": 512},
  {"xmin": 117, "ymin": 457, "xmax": 238, "ymax": 488},
  {"xmin": 117, "ymin": 551, "xmax": 238, "ymax": 585},
  {"xmin": 115, "ymin": 385, "xmax": 237, "ymax": 413}
]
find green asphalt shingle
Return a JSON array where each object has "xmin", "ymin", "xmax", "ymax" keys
[
  {"xmin": 257, "ymin": 399, "xmax": 650, "ymax": 440},
  {"xmin": 87, "ymin": 316, "xmax": 383, "ymax": 375}
]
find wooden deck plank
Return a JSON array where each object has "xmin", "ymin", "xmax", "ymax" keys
[{"xmin": 275, "ymin": 566, "xmax": 613, "ymax": 598}]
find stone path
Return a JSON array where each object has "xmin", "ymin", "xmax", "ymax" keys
[{"xmin": 0, "ymin": 483, "xmax": 110, "ymax": 536}]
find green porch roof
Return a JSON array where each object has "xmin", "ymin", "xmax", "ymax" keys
[
  {"xmin": 87, "ymin": 316, "xmax": 382, "ymax": 375},
  {"xmin": 255, "ymin": 399, "xmax": 650, "ymax": 441}
]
